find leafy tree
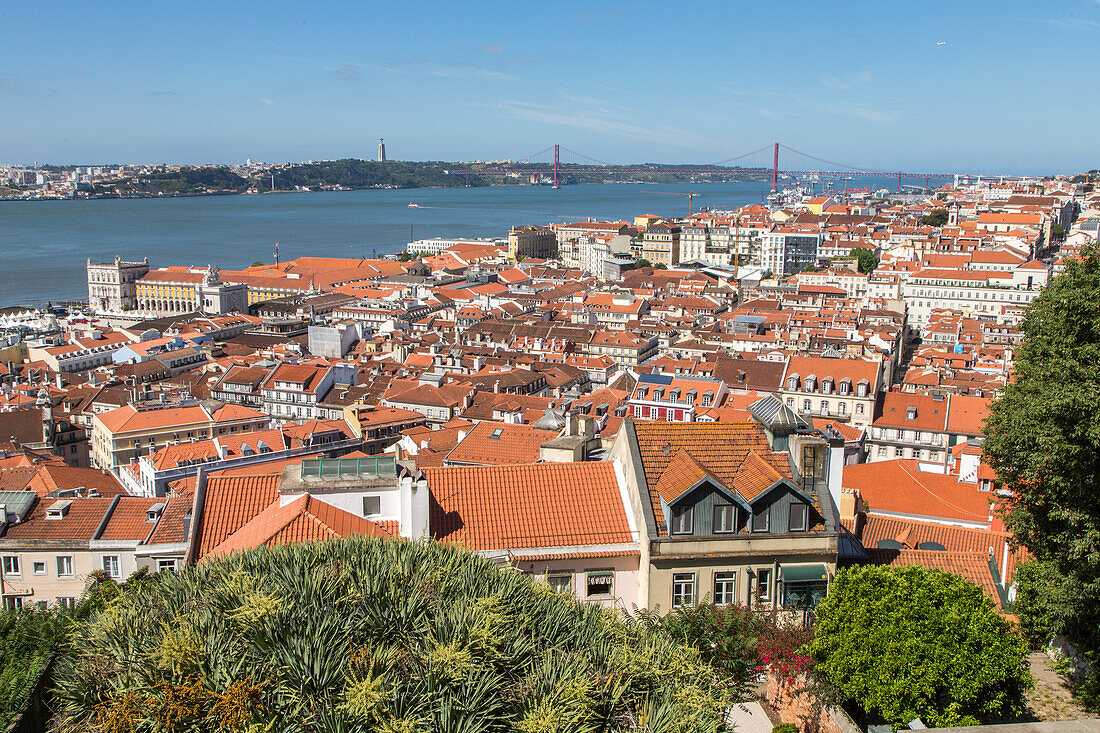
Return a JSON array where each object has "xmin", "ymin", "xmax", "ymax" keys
[
  {"xmin": 809, "ymin": 565, "xmax": 1030, "ymax": 728},
  {"xmin": 634, "ymin": 258, "xmax": 652, "ymax": 268},
  {"xmin": 849, "ymin": 247, "xmax": 878, "ymax": 273},
  {"xmin": 985, "ymin": 245, "xmax": 1100, "ymax": 661},
  {"xmin": 53, "ymin": 538, "xmax": 729, "ymax": 733},
  {"xmin": 397, "ymin": 251, "xmax": 414, "ymax": 262},
  {"xmin": 1053, "ymin": 223, "xmax": 1066, "ymax": 240},
  {"xmin": 250, "ymin": 260, "xmax": 265, "ymax": 267},
  {"xmin": 1011, "ymin": 559, "xmax": 1066, "ymax": 648},
  {"xmin": 653, "ymin": 262, "xmax": 667, "ymax": 270},
  {"xmin": 921, "ymin": 208, "xmax": 949, "ymax": 227}
]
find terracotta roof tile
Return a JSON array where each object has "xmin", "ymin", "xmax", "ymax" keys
[
  {"xmin": 631, "ymin": 421, "xmax": 791, "ymax": 535},
  {"xmin": 147, "ymin": 490, "xmax": 194, "ymax": 544},
  {"xmin": 207, "ymin": 494, "xmax": 390, "ymax": 557},
  {"xmin": 444, "ymin": 421, "xmax": 558, "ymax": 466},
  {"xmin": 195, "ymin": 474, "xmax": 282, "ymax": 559},
  {"xmin": 843, "ymin": 459, "xmax": 991, "ymax": 524},
  {"xmin": 867, "ymin": 548, "xmax": 1005, "ymax": 611},
  {"xmin": 98, "ymin": 496, "xmax": 164, "ymax": 541},
  {"xmin": 1, "ymin": 497, "xmax": 115, "ymax": 541},
  {"xmin": 426, "ymin": 462, "xmax": 633, "ymax": 551}
]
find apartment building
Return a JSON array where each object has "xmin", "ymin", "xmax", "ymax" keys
[
  {"xmin": 901, "ymin": 267, "xmax": 1045, "ymax": 326},
  {"xmin": 779, "ymin": 355, "xmax": 882, "ymax": 429},
  {"xmin": 761, "ymin": 227, "xmax": 822, "ymax": 277},
  {"xmin": 866, "ymin": 392, "xmax": 951, "ymax": 465},
  {"xmin": 91, "ymin": 400, "xmax": 269, "ymax": 470},
  {"xmin": 640, "ymin": 222, "xmax": 681, "ymax": 266},
  {"xmin": 609, "ymin": 403, "xmax": 842, "ymax": 611},
  {"xmin": 0, "ymin": 495, "xmax": 168, "ymax": 609},
  {"xmin": 629, "ymin": 373, "xmax": 728, "ymax": 423},
  {"xmin": 259, "ymin": 362, "xmax": 356, "ymax": 422}
]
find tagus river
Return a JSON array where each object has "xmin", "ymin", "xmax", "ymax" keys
[{"xmin": 0, "ymin": 178, "xmax": 915, "ymax": 307}]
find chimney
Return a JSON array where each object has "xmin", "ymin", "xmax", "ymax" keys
[{"xmin": 399, "ymin": 475, "xmax": 430, "ymax": 540}]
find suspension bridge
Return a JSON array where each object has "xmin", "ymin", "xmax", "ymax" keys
[{"xmin": 500, "ymin": 142, "xmax": 969, "ymax": 194}]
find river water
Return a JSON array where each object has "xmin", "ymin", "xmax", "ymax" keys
[{"xmin": 0, "ymin": 177, "xmax": 929, "ymax": 307}]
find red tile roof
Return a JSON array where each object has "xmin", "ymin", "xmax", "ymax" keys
[
  {"xmin": 843, "ymin": 459, "xmax": 991, "ymax": 525},
  {"xmin": 207, "ymin": 494, "xmax": 390, "ymax": 557},
  {"xmin": 98, "ymin": 496, "xmax": 164, "ymax": 541},
  {"xmin": 444, "ymin": 421, "xmax": 558, "ymax": 466},
  {"xmin": 1, "ymin": 497, "xmax": 115, "ymax": 541},
  {"xmin": 194, "ymin": 474, "xmax": 282, "ymax": 559},
  {"xmin": 426, "ymin": 462, "xmax": 633, "ymax": 551},
  {"xmin": 631, "ymin": 421, "xmax": 791, "ymax": 534}
]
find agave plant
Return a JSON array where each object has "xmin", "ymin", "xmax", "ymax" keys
[{"xmin": 52, "ymin": 538, "xmax": 731, "ymax": 732}]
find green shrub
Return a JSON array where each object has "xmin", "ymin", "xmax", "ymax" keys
[
  {"xmin": 0, "ymin": 608, "xmax": 70, "ymax": 729},
  {"xmin": 809, "ymin": 565, "xmax": 1031, "ymax": 728},
  {"xmin": 772, "ymin": 725, "xmax": 798, "ymax": 733},
  {"xmin": 54, "ymin": 537, "xmax": 730, "ymax": 732}
]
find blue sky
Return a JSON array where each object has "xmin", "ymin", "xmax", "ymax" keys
[{"xmin": 1, "ymin": 1, "xmax": 1098, "ymax": 173}]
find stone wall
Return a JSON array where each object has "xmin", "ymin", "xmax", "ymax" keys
[{"xmin": 765, "ymin": 671, "xmax": 861, "ymax": 733}]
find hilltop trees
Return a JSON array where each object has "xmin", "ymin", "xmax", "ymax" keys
[
  {"xmin": 809, "ymin": 565, "xmax": 1030, "ymax": 728},
  {"xmin": 921, "ymin": 208, "xmax": 949, "ymax": 227},
  {"xmin": 53, "ymin": 538, "xmax": 730, "ymax": 733}
]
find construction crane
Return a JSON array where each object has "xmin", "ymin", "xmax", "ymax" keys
[{"xmin": 644, "ymin": 190, "xmax": 704, "ymax": 216}]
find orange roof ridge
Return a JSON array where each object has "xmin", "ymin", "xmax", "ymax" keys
[
  {"xmin": 732, "ymin": 449, "xmax": 783, "ymax": 500},
  {"xmin": 651, "ymin": 448, "xmax": 725, "ymax": 504}
]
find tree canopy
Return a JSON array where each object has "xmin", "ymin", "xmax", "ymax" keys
[
  {"xmin": 848, "ymin": 247, "xmax": 878, "ymax": 273},
  {"xmin": 985, "ymin": 246, "xmax": 1100, "ymax": 655},
  {"xmin": 54, "ymin": 538, "xmax": 728, "ymax": 733},
  {"xmin": 921, "ymin": 209, "xmax": 949, "ymax": 227},
  {"xmin": 808, "ymin": 565, "xmax": 1030, "ymax": 728}
]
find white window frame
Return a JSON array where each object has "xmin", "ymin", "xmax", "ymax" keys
[
  {"xmin": 56, "ymin": 555, "xmax": 74, "ymax": 577},
  {"xmin": 1, "ymin": 556, "xmax": 19, "ymax": 576},
  {"xmin": 157, "ymin": 559, "xmax": 178, "ymax": 573},
  {"xmin": 546, "ymin": 572, "xmax": 573, "ymax": 594},
  {"xmin": 713, "ymin": 571, "xmax": 737, "ymax": 606},
  {"xmin": 102, "ymin": 555, "xmax": 121, "ymax": 579},
  {"xmin": 756, "ymin": 568, "xmax": 773, "ymax": 603},
  {"xmin": 672, "ymin": 572, "xmax": 696, "ymax": 609}
]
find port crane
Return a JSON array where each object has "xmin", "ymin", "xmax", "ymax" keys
[{"xmin": 644, "ymin": 190, "xmax": 704, "ymax": 216}]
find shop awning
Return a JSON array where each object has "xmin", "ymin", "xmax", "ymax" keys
[{"xmin": 780, "ymin": 563, "xmax": 829, "ymax": 583}]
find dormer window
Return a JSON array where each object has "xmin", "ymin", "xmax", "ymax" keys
[
  {"xmin": 670, "ymin": 505, "xmax": 694, "ymax": 535},
  {"xmin": 804, "ymin": 377, "xmax": 816, "ymax": 393},
  {"xmin": 146, "ymin": 503, "xmax": 165, "ymax": 523},
  {"xmin": 821, "ymin": 380, "xmax": 832, "ymax": 395},
  {"xmin": 839, "ymin": 380, "xmax": 851, "ymax": 396},
  {"xmin": 702, "ymin": 391, "xmax": 714, "ymax": 407},
  {"xmin": 46, "ymin": 500, "xmax": 71, "ymax": 519},
  {"xmin": 856, "ymin": 382, "xmax": 869, "ymax": 397},
  {"xmin": 787, "ymin": 376, "xmax": 799, "ymax": 391},
  {"xmin": 906, "ymin": 406, "xmax": 917, "ymax": 420}
]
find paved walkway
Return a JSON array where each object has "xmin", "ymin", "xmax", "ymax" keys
[{"xmin": 725, "ymin": 701, "xmax": 775, "ymax": 733}]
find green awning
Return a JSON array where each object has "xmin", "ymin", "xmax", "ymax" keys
[{"xmin": 780, "ymin": 563, "xmax": 829, "ymax": 583}]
